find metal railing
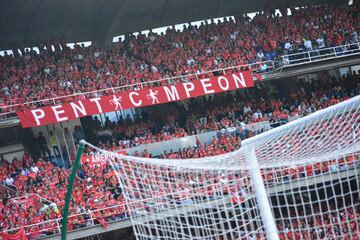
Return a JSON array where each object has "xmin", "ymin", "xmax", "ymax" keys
[
  {"xmin": 0, "ymin": 61, "xmax": 275, "ymax": 117},
  {"xmin": 8, "ymin": 193, "xmax": 51, "ymax": 203},
  {"xmin": 1, "ymin": 42, "xmax": 359, "ymax": 119},
  {"xmin": 281, "ymin": 42, "xmax": 360, "ymax": 66},
  {"xmin": 0, "ymin": 181, "xmax": 18, "ymax": 194},
  {"xmin": 1, "ymin": 157, "xmax": 358, "ymax": 238},
  {"xmin": 0, "ymin": 203, "xmax": 129, "ymax": 238}
]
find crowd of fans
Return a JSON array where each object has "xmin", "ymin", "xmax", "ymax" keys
[
  {"xmin": 0, "ymin": 3, "xmax": 359, "ymax": 113},
  {"xmin": 276, "ymin": 196, "xmax": 360, "ymax": 240},
  {"xmin": 0, "ymin": 1, "xmax": 359, "ymax": 239},
  {"xmin": 0, "ymin": 152, "xmax": 127, "ymax": 237},
  {"xmin": 0, "ymin": 80, "xmax": 357, "ymax": 239},
  {"xmin": 1, "ymin": 146, "xmax": 358, "ymax": 238},
  {"xmin": 1, "ymin": 73, "xmax": 359, "ymax": 237},
  {"xmin": 84, "ymin": 72, "xmax": 360, "ymax": 157},
  {"xmin": 105, "ymin": 142, "xmax": 360, "ymax": 240},
  {"xmin": 159, "ymin": 135, "xmax": 242, "ymax": 159}
]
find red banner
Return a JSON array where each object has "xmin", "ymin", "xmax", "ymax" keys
[
  {"xmin": 1, "ymin": 228, "xmax": 28, "ymax": 240},
  {"xmin": 81, "ymin": 151, "xmax": 126, "ymax": 173},
  {"xmin": 81, "ymin": 150, "xmax": 126, "ymax": 165},
  {"xmin": 81, "ymin": 151, "xmax": 126, "ymax": 165},
  {"xmin": 17, "ymin": 71, "xmax": 254, "ymax": 128},
  {"xmin": 81, "ymin": 154, "xmax": 108, "ymax": 165}
]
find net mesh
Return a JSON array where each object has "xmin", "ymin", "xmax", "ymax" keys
[{"xmin": 85, "ymin": 95, "xmax": 360, "ymax": 240}]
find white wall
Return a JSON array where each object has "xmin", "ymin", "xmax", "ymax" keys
[
  {"xmin": 0, "ymin": 143, "xmax": 24, "ymax": 162},
  {"xmin": 124, "ymin": 121, "xmax": 272, "ymax": 157}
]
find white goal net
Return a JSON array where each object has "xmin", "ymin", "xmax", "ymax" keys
[{"xmin": 84, "ymin": 95, "xmax": 360, "ymax": 240}]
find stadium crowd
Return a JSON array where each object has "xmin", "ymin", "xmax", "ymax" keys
[
  {"xmin": 84, "ymin": 72, "xmax": 360, "ymax": 157},
  {"xmin": 276, "ymin": 196, "xmax": 360, "ymax": 240},
  {"xmin": 0, "ymin": 153, "xmax": 127, "ymax": 237},
  {"xmin": 1, "ymin": 72, "xmax": 359, "ymax": 238},
  {"xmin": 0, "ymin": 1, "xmax": 359, "ymax": 239},
  {"xmin": 1, "ymin": 147, "xmax": 359, "ymax": 239},
  {"xmin": 0, "ymin": 3, "xmax": 359, "ymax": 113}
]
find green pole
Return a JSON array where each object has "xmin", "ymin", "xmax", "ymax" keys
[{"xmin": 61, "ymin": 141, "xmax": 85, "ymax": 240}]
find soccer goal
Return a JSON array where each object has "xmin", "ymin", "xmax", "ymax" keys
[{"xmin": 80, "ymin": 95, "xmax": 360, "ymax": 240}]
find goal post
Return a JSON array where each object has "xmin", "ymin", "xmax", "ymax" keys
[
  {"xmin": 61, "ymin": 140, "xmax": 85, "ymax": 240},
  {"xmin": 246, "ymin": 148, "xmax": 279, "ymax": 240},
  {"xmin": 81, "ymin": 95, "xmax": 360, "ymax": 240}
]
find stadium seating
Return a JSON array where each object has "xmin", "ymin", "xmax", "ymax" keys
[
  {"xmin": 1, "ymin": 148, "xmax": 358, "ymax": 238},
  {"xmin": 0, "ymin": 2, "xmax": 360, "ymax": 238},
  {"xmin": 0, "ymin": 73, "xmax": 359, "ymax": 238},
  {"xmin": 0, "ymin": 154, "xmax": 127, "ymax": 237},
  {"xmin": 85, "ymin": 74, "xmax": 360, "ymax": 154},
  {"xmin": 0, "ymin": 3, "xmax": 359, "ymax": 114}
]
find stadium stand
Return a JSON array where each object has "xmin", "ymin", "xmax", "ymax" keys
[
  {"xmin": 0, "ymin": 3, "xmax": 359, "ymax": 115},
  {"xmin": 0, "ymin": 73, "xmax": 359, "ymax": 238},
  {"xmin": 0, "ymin": 1, "xmax": 359, "ymax": 239},
  {"xmin": 83, "ymin": 73, "xmax": 360, "ymax": 154},
  {"xmin": 1, "ymin": 146, "xmax": 358, "ymax": 238}
]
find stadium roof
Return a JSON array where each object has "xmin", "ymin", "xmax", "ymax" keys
[{"xmin": 0, "ymin": 0, "xmax": 342, "ymax": 49}]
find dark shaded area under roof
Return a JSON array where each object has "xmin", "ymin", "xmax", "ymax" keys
[{"xmin": 0, "ymin": 0, "xmax": 347, "ymax": 49}]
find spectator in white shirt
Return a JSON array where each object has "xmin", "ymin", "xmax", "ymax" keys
[
  {"xmin": 31, "ymin": 164, "xmax": 39, "ymax": 173},
  {"xmin": 284, "ymin": 42, "xmax": 292, "ymax": 51},
  {"xmin": 150, "ymin": 65, "xmax": 158, "ymax": 72},
  {"xmin": 5, "ymin": 175, "xmax": 14, "ymax": 185},
  {"xmin": 329, "ymin": 164, "xmax": 338, "ymax": 173},
  {"xmin": 187, "ymin": 58, "xmax": 195, "ymax": 66},
  {"xmin": 94, "ymin": 51, "xmax": 101, "ymax": 58},
  {"xmin": 21, "ymin": 168, "xmax": 30, "ymax": 176},
  {"xmin": 304, "ymin": 39, "xmax": 313, "ymax": 50},
  {"xmin": 257, "ymin": 50, "xmax": 265, "ymax": 60},
  {"xmin": 243, "ymin": 105, "xmax": 252, "ymax": 114},
  {"xmin": 351, "ymin": 30, "xmax": 358, "ymax": 43},
  {"xmin": 316, "ymin": 37, "xmax": 325, "ymax": 49},
  {"xmin": 230, "ymin": 31, "xmax": 238, "ymax": 40}
]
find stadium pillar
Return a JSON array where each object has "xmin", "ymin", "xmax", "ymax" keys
[
  {"xmin": 61, "ymin": 140, "xmax": 85, "ymax": 240},
  {"xmin": 245, "ymin": 148, "xmax": 279, "ymax": 240}
]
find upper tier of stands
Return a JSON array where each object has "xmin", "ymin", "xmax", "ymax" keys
[{"xmin": 0, "ymin": 3, "xmax": 359, "ymax": 115}]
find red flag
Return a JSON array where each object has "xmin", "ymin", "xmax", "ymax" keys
[
  {"xmin": 98, "ymin": 218, "xmax": 108, "ymax": 229},
  {"xmin": 196, "ymin": 136, "xmax": 203, "ymax": 150},
  {"xmin": 1, "ymin": 228, "xmax": 28, "ymax": 240},
  {"xmin": 254, "ymin": 72, "xmax": 263, "ymax": 81}
]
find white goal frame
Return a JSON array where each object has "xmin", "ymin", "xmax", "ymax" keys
[{"xmin": 83, "ymin": 95, "xmax": 360, "ymax": 240}]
